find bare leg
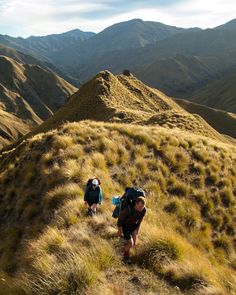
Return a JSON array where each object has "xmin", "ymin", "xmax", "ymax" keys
[
  {"xmin": 132, "ymin": 230, "xmax": 138, "ymax": 246},
  {"xmin": 124, "ymin": 237, "xmax": 134, "ymax": 256},
  {"xmin": 91, "ymin": 203, "xmax": 98, "ymax": 213}
]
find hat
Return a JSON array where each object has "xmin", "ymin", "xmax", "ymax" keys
[{"xmin": 92, "ymin": 179, "xmax": 99, "ymax": 186}]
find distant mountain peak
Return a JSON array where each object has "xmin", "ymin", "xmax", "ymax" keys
[
  {"xmin": 215, "ymin": 18, "xmax": 236, "ymax": 30},
  {"xmin": 26, "ymin": 28, "xmax": 95, "ymax": 40}
]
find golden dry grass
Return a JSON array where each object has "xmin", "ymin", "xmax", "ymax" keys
[
  {"xmin": 22, "ymin": 71, "xmax": 231, "ymax": 147},
  {"xmin": 0, "ymin": 120, "xmax": 235, "ymax": 294}
]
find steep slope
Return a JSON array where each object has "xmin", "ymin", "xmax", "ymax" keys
[
  {"xmin": 174, "ymin": 98, "xmax": 236, "ymax": 139},
  {"xmin": 191, "ymin": 71, "xmax": 236, "ymax": 113},
  {"xmin": 0, "ymin": 55, "xmax": 77, "ymax": 147},
  {"xmin": 0, "ymin": 121, "xmax": 235, "ymax": 294},
  {"xmin": 136, "ymin": 51, "xmax": 236, "ymax": 97},
  {"xmin": 0, "ymin": 44, "xmax": 78, "ymax": 85},
  {"xmin": 29, "ymin": 71, "xmax": 230, "ymax": 145},
  {"xmin": 0, "ymin": 107, "xmax": 31, "ymax": 149}
]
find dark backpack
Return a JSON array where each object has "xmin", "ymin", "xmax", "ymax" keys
[
  {"xmin": 120, "ymin": 187, "xmax": 145, "ymax": 210},
  {"xmin": 112, "ymin": 187, "xmax": 145, "ymax": 219}
]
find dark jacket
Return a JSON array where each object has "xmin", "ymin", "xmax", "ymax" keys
[
  {"xmin": 84, "ymin": 185, "xmax": 103, "ymax": 205},
  {"xmin": 117, "ymin": 206, "xmax": 146, "ymax": 233}
]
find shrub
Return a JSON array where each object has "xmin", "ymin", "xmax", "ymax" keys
[
  {"xmin": 191, "ymin": 176, "xmax": 205, "ymax": 189},
  {"xmin": 117, "ymin": 144, "xmax": 129, "ymax": 165},
  {"xmin": 164, "ymin": 201, "xmax": 181, "ymax": 214},
  {"xmin": 135, "ymin": 157, "xmax": 148, "ymax": 175},
  {"xmin": 64, "ymin": 145, "xmax": 84, "ymax": 159},
  {"xmin": 209, "ymin": 215, "xmax": 223, "ymax": 230},
  {"xmin": 220, "ymin": 189, "xmax": 235, "ymax": 207},
  {"xmin": 192, "ymin": 148, "xmax": 209, "ymax": 164},
  {"xmin": 137, "ymin": 238, "xmax": 183, "ymax": 271},
  {"xmin": 213, "ymin": 236, "xmax": 232, "ymax": 254},
  {"xmin": 44, "ymin": 183, "xmax": 82, "ymax": 209},
  {"xmin": 192, "ymin": 191, "xmax": 206, "ymax": 206},
  {"xmin": 123, "ymin": 69, "xmax": 131, "ymax": 76},
  {"xmin": 52, "ymin": 135, "xmax": 74, "ymax": 150},
  {"xmin": 167, "ymin": 177, "xmax": 189, "ymax": 197},
  {"xmin": 189, "ymin": 163, "xmax": 205, "ymax": 175},
  {"xmin": 205, "ymin": 174, "xmax": 218, "ymax": 186},
  {"xmin": 201, "ymin": 200, "xmax": 214, "ymax": 217},
  {"xmin": 91, "ymin": 152, "xmax": 107, "ymax": 171},
  {"xmin": 41, "ymin": 152, "xmax": 54, "ymax": 167}
]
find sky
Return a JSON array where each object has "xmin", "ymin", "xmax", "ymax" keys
[{"xmin": 0, "ymin": 0, "xmax": 235, "ymax": 37}]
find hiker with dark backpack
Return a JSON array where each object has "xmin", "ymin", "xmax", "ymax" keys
[
  {"xmin": 84, "ymin": 178, "xmax": 103, "ymax": 216},
  {"xmin": 114, "ymin": 188, "xmax": 146, "ymax": 264}
]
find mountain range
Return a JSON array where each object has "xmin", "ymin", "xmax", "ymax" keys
[
  {"xmin": 1, "ymin": 18, "xmax": 236, "ymax": 114},
  {"xmin": 1, "ymin": 18, "xmax": 236, "ymax": 148}
]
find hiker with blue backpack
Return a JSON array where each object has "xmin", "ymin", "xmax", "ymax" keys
[
  {"xmin": 84, "ymin": 178, "xmax": 103, "ymax": 216},
  {"xmin": 113, "ymin": 188, "xmax": 146, "ymax": 264}
]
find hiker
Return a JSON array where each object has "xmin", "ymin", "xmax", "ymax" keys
[
  {"xmin": 117, "ymin": 196, "xmax": 146, "ymax": 264},
  {"xmin": 84, "ymin": 178, "xmax": 103, "ymax": 216}
]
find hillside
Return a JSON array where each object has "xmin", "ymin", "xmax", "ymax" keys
[
  {"xmin": 174, "ymin": 98, "xmax": 236, "ymax": 139},
  {"xmin": 0, "ymin": 55, "xmax": 77, "ymax": 148},
  {"xmin": 59, "ymin": 22, "xmax": 236, "ymax": 94},
  {"xmin": 74, "ymin": 25, "xmax": 236, "ymax": 82},
  {"xmin": 0, "ymin": 107, "xmax": 31, "ymax": 149},
  {"xmin": 135, "ymin": 51, "xmax": 236, "ymax": 97},
  {"xmin": 0, "ymin": 120, "xmax": 235, "ymax": 294},
  {"xmin": 62, "ymin": 27, "xmax": 236, "ymax": 85},
  {"xmin": 27, "ymin": 71, "xmax": 230, "ymax": 145},
  {"xmin": 0, "ymin": 44, "xmax": 78, "ymax": 85},
  {"xmin": 190, "ymin": 71, "xmax": 236, "ymax": 113}
]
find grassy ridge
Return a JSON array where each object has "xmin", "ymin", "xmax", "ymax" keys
[
  {"xmin": 0, "ymin": 121, "xmax": 235, "ymax": 294},
  {"xmin": 19, "ymin": 71, "xmax": 231, "ymax": 147}
]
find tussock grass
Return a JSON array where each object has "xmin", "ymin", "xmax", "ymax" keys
[
  {"xmin": 0, "ymin": 121, "xmax": 236, "ymax": 294},
  {"xmin": 167, "ymin": 176, "xmax": 189, "ymax": 197},
  {"xmin": 44, "ymin": 183, "xmax": 83, "ymax": 209}
]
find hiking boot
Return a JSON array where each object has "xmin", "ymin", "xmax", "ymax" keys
[
  {"xmin": 123, "ymin": 255, "xmax": 132, "ymax": 265},
  {"xmin": 87, "ymin": 208, "xmax": 94, "ymax": 217}
]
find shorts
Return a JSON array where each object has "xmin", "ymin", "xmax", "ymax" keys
[
  {"xmin": 87, "ymin": 196, "xmax": 99, "ymax": 207},
  {"xmin": 122, "ymin": 225, "xmax": 138, "ymax": 240}
]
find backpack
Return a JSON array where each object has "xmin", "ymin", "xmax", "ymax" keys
[
  {"xmin": 86, "ymin": 178, "xmax": 101, "ymax": 187},
  {"xmin": 112, "ymin": 187, "xmax": 145, "ymax": 219}
]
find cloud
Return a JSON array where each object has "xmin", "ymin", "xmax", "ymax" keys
[{"xmin": 0, "ymin": 0, "xmax": 235, "ymax": 37}]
